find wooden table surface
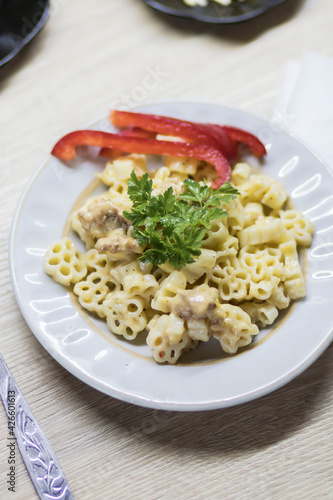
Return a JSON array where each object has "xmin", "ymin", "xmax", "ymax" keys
[{"xmin": 1, "ymin": 0, "xmax": 333, "ymax": 498}]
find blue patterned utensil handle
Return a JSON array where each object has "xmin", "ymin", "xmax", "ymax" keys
[{"xmin": 0, "ymin": 353, "xmax": 74, "ymax": 499}]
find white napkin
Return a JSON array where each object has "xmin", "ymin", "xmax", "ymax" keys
[{"xmin": 272, "ymin": 52, "xmax": 333, "ymax": 172}]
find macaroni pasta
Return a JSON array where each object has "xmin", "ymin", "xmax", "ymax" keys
[{"xmin": 44, "ymin": 154, "xmax": 314, "ymax": 364}]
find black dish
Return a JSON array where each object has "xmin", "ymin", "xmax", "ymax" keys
[
  {"xmin": 143, "ymin": 0, "xmax": 288, "ymax": 24},
  {"xmin": 0, "ymin": 0, "xmax": 50, "ymax": 67}
]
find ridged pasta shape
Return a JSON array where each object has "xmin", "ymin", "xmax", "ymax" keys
[
  {"xmin": 239, "ymin": 245, "xmax": 285, "ymax": 282},
  {"xmin": 43, "ymin": 157, "xmax": 313, "ymax": 364},
  {"xmin": 71, "ymin": 212, "xmax": 96, "ymax": 250},
  {"xmin": 85, "ymin": 249, "xmax": 116, "ymax": 273},
  {"xmin": 210, "ymin": 256, "xmax": 251, "ymax": 301},
  {"xmin": 225, "ymin": 197, "xmax": 245, "ymax": 235},
  {"xmin": 84, "ymin": 249, "xmax": 121, "ymax": 292},
  {"xmin": 237, "ymin": 217, "xmax": 286, "ymax": 247},
  {"xmin": 210, "ymin": 303, "xmax": 259, "ymax": 354},
  {"xmin": 146, "ymin": 313, "xmax": 196, "ymax": 364},
  {"xmin": 74, "ymin": 272, "xmax": 116, "ymax": 318},
  {"xmin": 279, "ymin": 210, "xmax": 314, "ymax": 247},
  {"xmin": 181, "ymin": 249, "xmax": 217, "ymax": 284},
  {"xmin": 123, "ymin": 272, "xmax": 159, "ymax": 308},
  {"xmin": 44, "ymin": 237, "xmax": 87, "ymax": 286},
  {"xmin": 106, "ymin": 187, "xmax": 132, "ymax": 211},
  {"xmin": 202, "ymin": 219, "xmax": 229, "ymax": 250},
  {"xmin": 249, "ymin": 277, "xmax": 280, "ymax": 301},
  {"xmin": 159, "ymin": 250, "xmax": 216, "ymax": 285},
  {"xmin": 103, "ymin": 291, "xmax": 147, "ymax": 340},
  {"xmin": 214, "ymin": 235, "xmax": 239, "ymax": 259},
  {"xmin": 187, "ymin": 318, "xmax": 211, "ymax": 342},
  {"xmin": 151, "ymin": 271, "xmax": 187, "ymax": 313},
  {"xmin": 240, "ymin": 174, "xmax": 288, "ymax": 210},
  {"xmin": 152, "ymin": 168, "xmax": 184, "ymax": 196},
  {"xmin": 111, "ymin": 261, "xmax": 142, "ymax": 288},
  {"xmin": 97, "ymin": 154, "xmax": 147, "ymax": 186},
  {"xmin": 279, "ymin": 240, "xmax": 306, "ymax": 300},
  {"xmin": 239, "ymin": 301, "xmax": 279, "ymax": 327},
  {"xmin": 243, "ymin": 202, "xmax": 264, "ymax": 228},
  {"xmin": 163, "ymin": 156, "xmax": 202, "ymax": 176},
  {"xmin": 230, "ymin": 162, "xmax": 252, "ymax": 186},
  {"xmin": 267, "ymin": 283, "xmax": 290, "ymax": 310}
]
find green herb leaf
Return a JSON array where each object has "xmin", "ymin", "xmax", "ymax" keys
[{"xmin": 125, "ymin": 171, "xmax": 240, "ymax": 268}]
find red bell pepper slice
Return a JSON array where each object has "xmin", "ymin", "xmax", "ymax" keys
[
  {"xmin": 200, "ymin": 124, "xmax": 237, "ymax": 160},
  {"xmin": 51, "ymin": 130, "xmax": 231, "ymax": 186},
  {"xmin": 119, "ymin": 127, "xmax": 156, "ymax": 139},
  {"xmin": 110, "ymin": 110, "xmax": 267, "ymax": 160},
  {"xmin": 110, "ymin": 110, "xmax": 237, "ymax": 160},
  {"xmin": 103, "ymin": 127, "xmax": 157, "ymax": 159},
  {"xmin": 222, "ymin": 126, "xmax": 266, "ymax": 158}
]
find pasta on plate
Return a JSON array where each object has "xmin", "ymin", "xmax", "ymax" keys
[{"xmin": 44, "ymin": 154, "xmax": 314, "ymax": 364}]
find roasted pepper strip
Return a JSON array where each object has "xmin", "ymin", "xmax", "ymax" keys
[
  {"xmin": 119, "ymin": 127, "xmax": 156, "ymax": 139},
  {"xmin": 110, "ymin": 110, "xmax": 236, "ymax": 160},
  {"xmin": 110, "ymin": 110, "xmax": 268, "ymax": 160},
  {"xmin": 102, "ymin": 127, "xmax": 157, "ymax": 159},
  {"xmin": 222, "ymin": 126, "xmax": 266, "ymax": 158},
  {"xmin": 51, "ymin": 130, "xmax": 231, "ymax": 186}
]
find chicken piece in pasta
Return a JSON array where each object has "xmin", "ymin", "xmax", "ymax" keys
[
  {"xmin": 169, "ymin": 285, "xmax": 218, "ymax": 320},
  {"xmin": 95, "ymin": 228, "xmax": 143, "ymax": 257},
  {"xmin": 44, "ymin": 237, "xmax": 87, "ymax": 286},
  {"xmin": 169, "ymin": 284, "xmax": 219, "ymax": 342},
  {"xmin": 103, "ymin": 292, "xmax": 147, "ymax": 340},
  {"xmin": 210, "ymin": 304, "xmax": 259, "ymax": 354},
  {"xmin": 147, "ymin": 313, "xmax": 197, "ymax": 364},
  {"xmin": 78, "ymin": 197, "xmax": 131, "ymax": 239}
]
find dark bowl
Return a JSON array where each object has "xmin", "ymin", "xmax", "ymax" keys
[
  {"xmin": 0, "ymin": 0, "xmax": 50, "ymax": 67},
  {"xmin": 143, "ymin": 0, "xmax": 288, "ymax": 24}
]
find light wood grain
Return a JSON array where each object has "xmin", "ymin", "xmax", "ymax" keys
[{"xmin": 0, "ymin": 0, "xmax": 333, "ymax": 498}]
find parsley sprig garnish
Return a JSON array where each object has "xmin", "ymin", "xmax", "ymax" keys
[{"xmin": 123, "ymin": 171, "xmax": 239, "ymax": 268}]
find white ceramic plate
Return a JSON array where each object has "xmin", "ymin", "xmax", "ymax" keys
[{"xmin": 10, "ymin": 102, "xmax": 333, "ymax": 411}]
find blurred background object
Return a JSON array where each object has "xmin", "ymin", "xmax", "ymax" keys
[
  {"xmin": 142, "ymin": 0, "xmax": 287, "ymax": 24},
  {"xmin": 0, "ymin": 0, "xmax": 49, "ymax": 67}
]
